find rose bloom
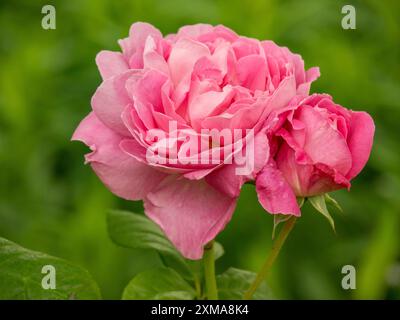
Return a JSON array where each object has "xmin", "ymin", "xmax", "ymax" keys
[
  {"xmin": 72, "ymin": 22, "xmax": 320, "ymax": 259},
  {"xmin": 256, "ymin": 94, "xmax": 374, "ymax": 215}
]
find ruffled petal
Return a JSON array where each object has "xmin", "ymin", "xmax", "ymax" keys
[
  {"xmin": 91, "ymin": 70, "xmax": 139, "ymax": 136},
  {"xmin": 144, "ymin": 176, "xmax": 237, "ymax": 259},
  {"xmin": 95, "ymin": 50, "xmax": 129, "ymax": 80},
  {"xmin": 72, "ymin": 112, "xmax": 166, "ymax": 200}
]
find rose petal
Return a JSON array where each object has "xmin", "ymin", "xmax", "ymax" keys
[
  {"xmin": 188, "ymin": 86, "xmax": 234, "ymax": 128},
  {"xmin": 96, "ymin": 50, "xmax": 129, "ymax": 80},
  {"xmin": 236, "ymin": 55, "xmax": 267, "ymax": 92},
  {"xmin": 346, "ymin": 111, "xmax": 375, "ymax": 179},
  {"xmin": 176, "ymin": 24, "xmax": 214, "ymax": 39},
  {"xmin": 256, "ymin": 161, "xmax": 301, "ymax": 216},
  {"xmin": 296, "ymin": 105, "xmax": 353, "ymax": 175},
  {"xmin": 91, "ymin": 70, "xmax": 140, "ymax": 136},
  {"xmin": 119, "ymin": 22, "xmax": 162, "ymax": 64},
  {"xmin": 72, "ymin": 112, "xmax": 166, "ymax": 200},
  {"xmin": 168, "ymin": 38, "xmax": 210, "ymax": 106},
  {"xmin": 144, "ymin": 176, "xmax": 237, "ymax": 259}
]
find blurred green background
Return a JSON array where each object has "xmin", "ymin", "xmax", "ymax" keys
[{"xmin": 1, "ymin": 0, "xmax": 399, "ymax": 299}]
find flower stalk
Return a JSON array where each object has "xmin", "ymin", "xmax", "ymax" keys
[
  {"xmin": 203, "ymin": 241, "xmax": 218, "ymax": 300},
  {"xmin": 243, "ymin": 216, "xmax": 297, "ymax": 300}
]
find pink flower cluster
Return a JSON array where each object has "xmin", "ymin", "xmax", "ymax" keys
[{"xmin": 73, "ymin": 23, "xmax": 374, "ymax": 259}]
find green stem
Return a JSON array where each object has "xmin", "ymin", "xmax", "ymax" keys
[
  {"xmin": 194, "ymin": 274, "xmax": 202, "ymax": 299},
  {"xmin": 203, "ymin": 241, "xmax": 218, "ymax": 300},
  {"xmin": 243, "ymin": 217, "xmax": 297, "ymax": 300}
]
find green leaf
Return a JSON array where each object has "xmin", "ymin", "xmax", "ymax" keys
[
  {"xmin": 122, "ymin": 267, "xmax": 196, "ymax": 300},
  {"xmin": 216, "ymin": 268, "xmax": 272, "ymax": 300},
  {"xmin": 0, "ymin": 237, "xmax": 101, "ymax": 300},
  {"xmin": 108, "ymin": 210, "xmax": 178, "ymax": 255},
  {"xmin": 309, "ymin": 195, "xmax": 336, "ymax": 232},
  {"xmin": 107, "ymin": 211, "xmax": 226, "ymax": 281},
  {"xmin": 107, "ymin": 210, "xmax": 192, "ymax": 278},
  {"xmin": 159, "ymin": 254, "xmax": 194, "ymax": 280},
  {"xmin": 324, "ymin": 193, "xmax": 343, "ymax": 213},
  {"xmin": 107, "ymin": 210, "xmax": 193, "ymax": 279}
]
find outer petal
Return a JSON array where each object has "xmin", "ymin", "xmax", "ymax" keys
[
  {"xmin": 96, "ymin": 50, "xmax": 129, "ymax": 80},
  {"xmin": 176, "ymin": 24, "xmax": 214, "ymax": 39},
  {"xmin": 296, "ymin": 105, "xmax": 353, "ymax": 175},
  {"xmin": 118, "ymin": 22, "xmax": 163, "ymax": 63},
  {"xmin": 255, "ymin": 162, "xmax": 301, "ymax": 216},
  {"xmin": 129, "ymin": 69, "xmax": 168, "ymax": 113},
  {"xmin": 296, "ymin": 67, "xmax": 320, "ymax": 95},
  {"xmin": 144, "ymin": 176, "xmax": 237, "ymax": 259},
  {"xmin": 175, "ymin": 23, "xmax": 239, "ymax": 45},
  {"xmin": 91, "ymin": 70, "xmax": 139, "ymax": 136},
  {"xmin": 308, "ymin": 163, "xmax": 350, "ymax": 195},
  {"xmin": 346, "ymin": 111, "xmax": 375, "ymax": 179},
  {"xmin": 72, "ymin": 112, "xmax": 166, "ymax": 200},
  {"xmin": 128, "ymin": 22, "xmax": 162, "ymax": 47},
  {"xmin": 275, "ymin": 142, "xmax": 349, "ymax": 197},
  {"xmin": 264, "ymin": 75, "xmax": 297, "ymax": 114},
  {"xmin": 205, "ymin": 164, "xmax": 247, "ymax": 198},
  {"xmin": 143, "ymin": 36, "xmax": 170, "ymax": 75}
]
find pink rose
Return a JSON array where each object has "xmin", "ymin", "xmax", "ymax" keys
[
  {"xmin": 72, "ymin": 22, "xmax": 319, "ymax": 259},
  {"xmin": 256, "ymin": 94, "xmax": 375, "ymax": 215}
]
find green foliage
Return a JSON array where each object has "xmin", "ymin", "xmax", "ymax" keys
[
  {"xmin": 109, "ymin": 210, "xmax": 270, "ymax": 300},
  {"xmin": 0, "ymin": 237, "xmax": 101, "ymax": 299},
  {"xmin": 217, "ymin": 268, "xmax": 272, "ymax": 300},
  {"xmin": 108, "ymin": 210, "xmax": 193, "ymax": 279},
  {"xmin": 356, "ymin": 208, "xmax": 400, "ymax": 299},
  {"xmin": 108, "ymin": 210, "xmax": 225, "ymax": 281},
  {"xmin": 107, "ymin": 210, "xmax": 180, "ymax": 257},
  {"xmin": 122, "ymin": 267, "xmax": 196, "ymax": 300},
  {"xmin": 107, "ymin": 210, "xmax": 244, "ymax": 299}
]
